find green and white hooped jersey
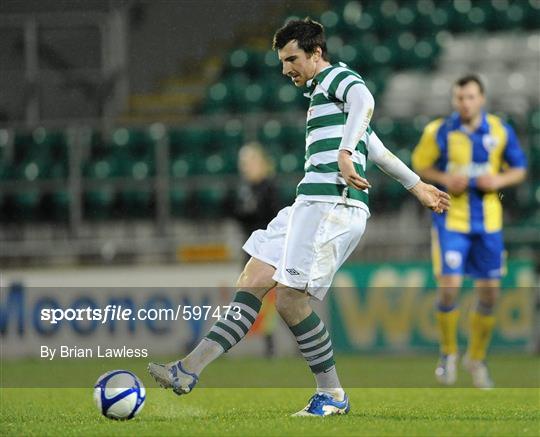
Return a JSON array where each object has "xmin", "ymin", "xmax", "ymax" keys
[{"xmin": 297, "ymin": 62, "xmax": 371, "ymax": 214}]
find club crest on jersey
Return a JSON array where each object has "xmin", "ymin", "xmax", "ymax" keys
[
  {"xmin": 482, "ymin": 134, "xmax": 497, "ymax": 152},
  {"xmin": 444, "ymin": 251, "xmax": 462, "ymax": 269}
]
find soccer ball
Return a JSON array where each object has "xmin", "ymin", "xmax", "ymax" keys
[{"xmin": 93, "ymin": 370, "xmax": 146, "ymax": 420}]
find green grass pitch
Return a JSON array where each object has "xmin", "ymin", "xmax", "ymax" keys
[{"xmin": 1, "ymin": 354, "xmax": 539, "ymax": 436}]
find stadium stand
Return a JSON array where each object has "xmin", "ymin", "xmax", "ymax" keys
[{"xmin": 0, "ymin": 0, "xmax": 538, "ymax": 262}]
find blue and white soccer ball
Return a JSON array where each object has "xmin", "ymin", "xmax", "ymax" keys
[{"xmin": 93, "ymin": 370, "xmax": 146, "ymax": 420}]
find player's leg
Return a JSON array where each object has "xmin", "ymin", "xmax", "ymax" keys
[
  {"xmin": 148, "ymin": 205, "xmax": 292, "ymax": 394},
  {"xmin": 432, "ymin": 226, "xmax": 469, "ymax": 385},
  {"xmin": 275, "ymin": 285, "xmax": 349, "ymax": 417},
  {"xmin": 272, "ymin": 201, "xmax": 367, "ymax": 416},
  {"xmin": 463, "ymin": 231, "xmax": 503, "ymax": 389},
  {"xmin": 434, "ymin": 274, "xmax": 462, "ymax": 385},
  {"xmin": 148, "ymin": 257, "xmax": 276, "ymax": 394},
  {"xmin": 463, "ymin": 278, "xmax": 498, "ymax": 389},
  {"xmin": 185, "ymin": 257, "xmax": 276, "ymax": 374}
]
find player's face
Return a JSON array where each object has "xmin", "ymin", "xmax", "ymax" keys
[
  {"xmin": 277, "ymin": 40, "xmax": 319, "ymax": 87},
  {"xmin": 452, "ymin": 82, "xmax": 485, "ymax": 122}
]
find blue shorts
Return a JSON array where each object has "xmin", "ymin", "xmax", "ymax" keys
[{"xmin": 431, "ymin": 226, "xmax": 504, "ymax": 279}]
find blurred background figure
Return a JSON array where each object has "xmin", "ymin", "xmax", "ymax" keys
[
  {"xmin": 233, "ymin": 142, "xmax": 281, "ymax": 252},
  {"xmin": 233, "ymin": 141, "xmax": 280, "ymax": 358}
]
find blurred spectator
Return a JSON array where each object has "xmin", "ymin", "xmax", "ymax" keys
[
  {"xmin": 233, "ymin": 142, "xmax": 281, "ymax": 243},
  {"xmin": 233, "ymin": 141, "xmax": 280, "ymax": 358}
]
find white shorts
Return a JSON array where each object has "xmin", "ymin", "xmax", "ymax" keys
[{"xmin": 242, "ymin": 200, "xmax": 368, "ymax": 300}]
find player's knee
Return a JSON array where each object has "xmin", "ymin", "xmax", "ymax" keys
[
  {"xmin": 236, "ymin": 258, "xmax": 276, "ymax": 299},
  {"xmin": 275, "ymin": 286, "xmax": 310, "ymax": 326},
  {"xmin": 438, "ymin": 290, "xmax": 457, "ymax": 307},
  {"xmin": 475, "ymin": 280, "xmax": 500, "ymax": 306},
  {"xmin": 437, "ymin": 275, "xmax": 461, "ymax": 306}
]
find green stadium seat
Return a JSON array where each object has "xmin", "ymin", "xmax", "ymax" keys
[
  {"xmin": 84, "ymin": 158, "xmax": 122, "ymax": 179},
  {"xmin": 13, "ymin": 160, "xmax": 48, "ymax": 181},
  {"xmin": 281, "ymin": 124, "xmax": 306, "ymax": 151},
  {"xmin": 118, "ymin": 189, "xmax": 153, "ymax": 219},
  {"xmin": 13, "ymin": 132, "xmax": 40, "ymax": 164},
  {"xmin": 126, "ymin": 159, "xmax": 154, "ymax": 179},
  {"xmin": 13, "ymin": 191, "xmax": 41, "ymax": 221},
  {"xmin": 259, "ymin": 119, "xmax": 284, "ymax": 144},
  {"xmin": 529, "ymin": 109, "xmax": 540, "ymax": 132},
  {"xmin": 111, "ymin": 128, "xmax": 155, "ymax": 165},
  {"xmin": 239, "ymin": 82, "xmax": 268, "ymax": 112},
  {"xmin": 203, "ymin": 152, "xmax": 236, "ymax": 175},
  {"xmin": 48, "ymin": 190, "xmax": 70, "ymax": 222},
  {"xmin": 193, "ymin": 185, "xmax": 228, "ymax": 217},
  {"xmin": 524, "ymin": 0, "xmax": 540, "ymax": 29},
  {"xmin": 168, "ymin": 128, "xmax": 212, "ymax": 157},
  {"xmin": 278, "ymin": 151, "xmax": 304, "ymax": 173},
  {"xmin": 170, "ymin": 158, "xmax": 191, "ymax": 178},
  {"xmin": 222, "ymin": 119, "xmax": 244, "ymax": 154},
  {"xmin": 0, "ymin": 161, "xmax": 10, "ymax": 181},
  {"xmin": 203, "ymin": 81, "xmax": 235, "ymax": 114},
  {"xmin": 224, "ymin": 48, "xmax": 264, "ymax": 78},
  {"xmin": 170, "ymin": 187, "xmax": 190, "ymax": 218},
  {"xmin": 84, "ymin": 188, "xmax": 115, "ymax": 220},
  {"xmin": 225, "ymin": 73, "xmax": 251, "ymax": 113}
]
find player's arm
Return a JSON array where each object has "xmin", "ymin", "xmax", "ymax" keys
[
  {"xmin": 367, "ymin": 131, "xmax": 450, "ymax": 213},
  {"xmin": 476, "ymin": 123, "xmax": 527, "ymax": 192},
  {"xmin": 337, "ymin": 83, "xmax": 374, "ymax": 190}
]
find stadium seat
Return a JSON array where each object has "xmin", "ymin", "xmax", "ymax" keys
[
  {"xmin": 170, "ymin": 187, "xmax": 190, "ymax": 218},
  {"xmin": 222, "ymin": 119, "xmax": 244, "ymax": 154},
  {"xmin": 14, "ymin": 191, "xmax": 42, "ymax": 221},
  {"xmin": 203, "ymin": 81, "xmax": 235, "ymax": 114},
  {"xmin": 281, "ymin": 124, "xmax": 306, "ymax": 151},
  {"xmin": 168, "ymin": 127, "xmax": 212, "ymax": 157},
  {"xmin": 45, "ymin": 190, "xmax": 70, "ymax": 222},
  {"xmin": 193, "ymin": 184, "xmax": 228, "ymax": 217},
  {"xmin": 118, "ymin": 189, "xmax": 154, "ymax": 219},
  {"xmin": 259, "ymin": 119, "xmax": 284, "ymax": 145},
  {"xmin": 524, "ymin": 0, "xmax": 540, "ymax": 29},
  {"xmin": 278, "ymin": 151, "xmax": 304, "ymax": 173},
  {"xmin": 84, "ymin": 188, "xmax": 116, "ymax": 220}
]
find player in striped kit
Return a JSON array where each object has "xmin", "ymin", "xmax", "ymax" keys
[{"xmin": 149, "ymin": 18, "xmax": 450, "ymax": 416}]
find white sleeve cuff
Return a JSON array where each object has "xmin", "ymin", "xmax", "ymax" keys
[{"xmin": 367, "ymin": 131, "xmax": 420, "ymax": 189}]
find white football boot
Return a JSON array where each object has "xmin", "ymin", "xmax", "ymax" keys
[
  {"xmin": 435, "ymin": 354, "xmax": 457, "ymax": 385},
  {"xmin": 463, "ymin": 355, "xmax": 494, "ymax": 389},
  {"xmin": 147, "ymin": 360, "xmax": 198, "ymax": 395}
]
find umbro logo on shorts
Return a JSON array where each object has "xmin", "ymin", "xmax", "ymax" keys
[{"xmin": 286, "ymin": 268, "xmax": 300, "ymax": 275}]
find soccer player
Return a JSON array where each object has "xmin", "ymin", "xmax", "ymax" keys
[
  {"xmin": 149, "ymin": 18, "xmax": 450, "ymax": 416},
  {"xmin": 412, "ymin": 74, "xmax": 527, "ymax": 388}
]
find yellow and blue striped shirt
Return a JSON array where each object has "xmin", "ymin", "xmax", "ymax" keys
[{"xmin": 412, "ymin": 112, "xmax": 526, "ymax": 233}]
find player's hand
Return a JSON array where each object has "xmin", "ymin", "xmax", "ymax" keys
[
  {"xmin": 476, "ymin": 174, "xmax": 501, "ymax": 192},
  {"xmin": 409, "ymin": 180, "xmax": 451, "ymax": 214},
  {"xmin": 444, "ymin": 174, "xmax": 469, "ymax": 195},
  {"xmin": 338, "ymin": 150, "xmax": 371, "ymax": 190}
]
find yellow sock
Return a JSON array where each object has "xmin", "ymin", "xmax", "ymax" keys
[
  {"xmin": 436, "ymin": 308, "xmax": 459, "ymax": 356},
  {"xmin": 467, "ymin": 311, "xmax": 496, "ymax": 361}
]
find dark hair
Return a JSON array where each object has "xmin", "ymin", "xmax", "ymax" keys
[
  {"xmin": 454, "ymin": 74, "xmax": 485, "ymax": 94},
  {"xmin": 272, "ymin": 17, "xmax": 328, "ymax": 61}
]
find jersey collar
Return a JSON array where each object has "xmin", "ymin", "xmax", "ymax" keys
[
  {"xmin": 451, "ymin": 111, "xmax": 489, "ymax": 134},
  {"xmin": 306, "ymin": 64, "xmax": 333, "ymax": 88}
]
